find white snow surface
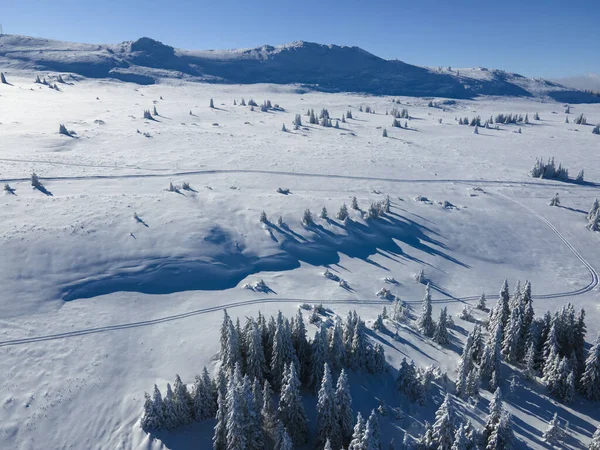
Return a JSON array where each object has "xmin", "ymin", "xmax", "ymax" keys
[{"xmin": 1, "ymin": 72, "xmax": 600, "ymax": 449}]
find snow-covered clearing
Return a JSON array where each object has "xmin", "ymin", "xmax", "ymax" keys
[{"xmin": 1, "ymin": 72, "xmax": 600, "ymax": 449}]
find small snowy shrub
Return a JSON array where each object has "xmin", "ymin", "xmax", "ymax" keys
[{"xmin": 414, "ymin": 268, "xmax": 425, "ymax": 284}]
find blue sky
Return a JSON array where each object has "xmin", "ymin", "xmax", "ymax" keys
[{"xmin": 3, "ymin": 0, "xmax": 599, "ymax": 78}]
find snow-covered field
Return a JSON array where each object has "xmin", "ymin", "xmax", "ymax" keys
[{"xmin": 1, "ymin": 72, "xmax": 600, "ymax": 449}]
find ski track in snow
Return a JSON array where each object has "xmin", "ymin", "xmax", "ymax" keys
[
  {"xmin": 2, "ymin": 166, "xmax": 600, "ymax": 190},
  {"xmin": 0, "ymin": 177, "xmax": 597, "ymax": 349}
]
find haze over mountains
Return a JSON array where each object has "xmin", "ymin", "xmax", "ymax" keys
[{"xmin": 1, "ymin": 34, "xmax": 598, "ymax": 103}]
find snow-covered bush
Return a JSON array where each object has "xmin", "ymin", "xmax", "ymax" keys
[
  {"xmin": 276, "ymin": 187, "xmax": 290, "ymax": 194},
  {"xmin": 414, "ymin": 268, "xmax": 425, "ymax": 284},
  {"xmin": 459, "ymin": 305, "xmax": 473, "ymax": 321},
  {"xmin": 573, "ymin": 113, "xmax": 587, "ymax": 125},
  {"xmin": 323, "ymin": 269, "xmax": 340, "ymax": 282},
  {"xmin": 549, "ymin": 192, "xmax": 560, "ymax": 207},
  {"xmin": 376, "ymin": 287, "xmax": 394, "ymax": 301},
  {"xmin": 593, "ymin": 124, "xmax": 600, "ymax": 135},
  {"xmin": 259, "ymin": 210, "xmax": 268, "ymax": 224}
]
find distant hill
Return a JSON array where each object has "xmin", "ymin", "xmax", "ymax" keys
[{"xmin": 1, "ymin": 34, "xmax": 598, "ymax": 103}]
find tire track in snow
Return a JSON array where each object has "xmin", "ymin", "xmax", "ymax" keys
[{"xmin": 492, "ymin": 191, "xmax": 599, "ymax": 299}]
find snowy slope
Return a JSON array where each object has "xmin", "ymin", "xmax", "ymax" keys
[
  {"xmin": 1, "ymin": 71, "xmax": 600, "ymax": 449},
  {"xmin": 2, "ymin": 34, "xmax": 599, "ymax": 102}
]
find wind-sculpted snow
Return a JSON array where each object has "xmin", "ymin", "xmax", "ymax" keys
[{"xmin": 61, "ymin": 214, "xmax": 461, "ymax": 301}]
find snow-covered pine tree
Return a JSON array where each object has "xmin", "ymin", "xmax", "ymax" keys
[
  {"xmin": 163, "ymin": 383, "xmax": 179, "ymax": 430},
  {"xmin": 434, "ymin": 307, "xmax": 449, "ymax": 345},
  {"xmin": 302, "ymin": 208, "xmax": 314, "ymax": 227},
  {"xmin": 383, "ymin": 128, "xmax": 388, "ymax": 137},
  {"xmin": 477, "ymin": 293, "xmax": 487, "ymax": 310},
  {"xmin": 361, "ymin": 410, "xmax": 381, "ymax": 450},
  {"xmin": 141, "ymin": 384, "xmax": 165, "ymax": 432},
  {"xmin": 348, "ymin": 412, "xmax": 366, "ymax": 450},
  {"xmin": 278, "ymin": 363, "xmax": 309, "ymax": 444},
  {"xmin": 581, "ymin": 333, "xmax": 600, "ymax": 401},
  {"xmin": 320, "ymin": 206, "xmax": 328, "ymax": 219},
  {"xmin": 310, "ymin": 324, "xmax": 328, "ymax": 391},
  {"xmin": 432, "ymin": 394, "xmax": 455, "ymax": 450},
  {"xmin": 213, "ymin": 388, "xmax": 227, "ymax": 450},
  {"xmin": 588, "ymin": 199, "xmax": 600, "ymax": 221},
  {"xmin": 292, "ymin": 309, "xmax": 311, "ymax": 383},
  {"xmin": 456, "ymin": 330, "xmax": 475, "ymax": 398},
  {"xmin": 274, "ymin": 421, "xmax": 293, "ymax": 450},
  {"xmin": 485, "ymin": 412, "xmax": 515, "ymax": 450},
  {"xmin": 417, "ymin": 283, "xmax": 435, "ymax": 337},
  {"xmin": 417, "ymin": 422, "xmax": 435, "ymax": 449},
  {"xmin": 396, "ymin": 358, "xmax": 423, "ymax": 403},
  {"xmin": 336, "ymin": 369, "xmax": 354, "ymax": 445},
  {"xmin": 524, "ymin": 343, "xmax": 537, "ymax": 380},
  {"xmin": 225, "ymin": 377, "xmax": 247, "ymax": 450},
  {"xmin": 0, "ymin": 72, "xmax": 7, "ymax": 84},
  {"xmin": 210, "ymin": 98, "xmax": 215, "ymax": 108},
  {"xmin": 246, "ymin": 320, "xmax": 267, "ymax": 383},
  {"xmin": 590, "ymin": 423, "xmax": 600, "ymax": 450},
  {"xmin": 350, "ymin": 318, "xmax": 369, "ymax": 371},
  {"xmin": 261, "ymin": 381, "xmax": 277, "ymax": 440},
  {"xmin": 351, "ymin": 196, "xmax": 359, "ymax": 210},
  {"xmin": 451, "ymin": 425, "xmax": 469, "ymax": 450},
  {"xmin": 316, "ymin": 363, "xmax": 342, "ymax": 449},
  {"xmin": 480, "ymin": 321, "xmax": 503, "ymax": 391},
  {"xmin": 502, "ymin": 299, "xmax": 523, "ymax": 363},
  {"xmin": 483, "ymin": 388, "xmax": 502, "ymax": 443},
  {"xmin": 549, "ymin": 192, "xmax": 560, "ymax": 206},
  {"xmin": 337, "ymin": 203, "xmax": 349, "ymax": 221}
]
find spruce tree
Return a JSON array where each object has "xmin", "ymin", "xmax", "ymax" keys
[
  {"xmin": 502, "ymin": 300, "xmax": 523, "ymax": 363},
  {"xmin": 246, "ymin": 320, "xmax": 266, "ymax": 383},
  {"xmin": 225, "ymin": 378, "xmax": 247, "ymax": 450},
  {"xmin": 0, "ymin": 72, "xmax": 7, "ymax": 84},
  {"xmin": 310, "ymin": 324, "xmax": 328, "ymax": 390},
  {"xmin": 330, "ymin": 319, "xmax": 346, "ymax": 371},
  {"xmin": 434, "ymin": 307, "xmax": 449, "ymax": 345},
  {"xmin": 456, "ymin": 330, "xmax": 475, "ymax": 398},
  {"xmin": 451, "ymin": 425, "xmax": 469, "ymax": 450},
  {"xmin": 485, "ymin": 412, "xmax": 514, "ymax": 450},
  {"xmin": 274, "ymin": 421, "xmax": 293, "ymax": 450},
  {"xmin": 261, "ymin": 381, "xmax": 276, "ymax": 439},
  {"xmin": 589, "ymin": 423, "xmax": 600, "ymax": 450},
  {"xmin": 278, "ymin": 363, "xmax": 309, "ymax": 445},
  {"xmin": 141, "ymin": 384, "xmax": 165, "ymax": 432},
  {"xmin": 432, "ymin": 394, "xmax": 455, "ymax": 450},
  {"xmin": 173, "ymin": 374, "xmax": 194, "ymax": 425},
  {"xmin": 336, "ymin": 369, "xmax": 354, "ymax": 445},
  {"xmin": 417, "ymin": 283, "xmax": 435, "ymax": 337},
  {"xmin": 581, "ymin": 334, "xmax": 600, "ymax": 401},
  {"xmin": 213, "ymin": 389, "xmax": 227, "ymax": 450},
  {"xmin": 477, "ymin": 293, "xmax": 487, "ymax": 310},
  {"xmin": 348, "ymin": 412, "xmax": 366, "ymax": 450},
  {"xmin": 483, "ymin": 388, "xmax": 502, "ymax": 443},
  {"xmin": 316, "ymin": 363, "xmax": 342, "ymax": 449},
  {"xmin": 163, "ymin": 383, "xmax": 179, "ymax": 430}
]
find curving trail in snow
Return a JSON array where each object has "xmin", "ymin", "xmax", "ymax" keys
[
  {"xmin": 2, "ymin": 166, "xmax": 600, "ymax": 190},
  {"xmin": 0, "ymin": 173, "xmax": 597, "ymax": 348}
]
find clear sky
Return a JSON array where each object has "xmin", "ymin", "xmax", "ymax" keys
[{"xmin": 2, "ymin": 0, "xmax": 599, "ymax": 78}]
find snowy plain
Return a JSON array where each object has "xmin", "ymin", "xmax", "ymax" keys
[{"xmin": 0, "ymin": 70, "xmax": 600, "ymax": 449}]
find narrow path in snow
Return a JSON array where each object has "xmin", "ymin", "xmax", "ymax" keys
[
  {"xmin": 2, "ymin": 166, "xmax": 600, "ymax": 190},
  {"xmin": 0, "ymin": 179, "xmax": 597, "ymax": 347}
]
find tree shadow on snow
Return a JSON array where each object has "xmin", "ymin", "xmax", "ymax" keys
[{"xmin": 61, "ymin": 210, "xmax": 469, "ymax": 301}]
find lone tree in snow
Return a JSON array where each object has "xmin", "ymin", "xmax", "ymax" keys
[
  {"xmin": 301, "ymin": 209, "xmax": 314, "ymax": 227},
  {"xmin": 417, "ymin": 283, "xmax": 435, "ymax": 337},
  {"xmin": 143, "ymin": 109, "xmax": 153, "ymax": 120},
  {"xmin": 0, "ymin": 72, "xmax": 7, "ymax": 84},
  {"xmin": 31, "ymin": 172, "xmax": 43, "ymax": 189},
  {"xmin": 281, "ymin": 123, "xmax": 287, "ymax": 132},
  {"xmin": 477, "ymin": 293, "xmax": 487, "ymax": 310},
  {"xmin": 210, "ymin": 98, "xmax": 214, "ymax": 108},
  {"xmin": 153, "ymin": 106, "xmax": 158, "ymax": 116},
  {"xmin": 337, "ymin": 203, "xmax": 349, "ymax": 221},
  {"xmin": 549, "ymin": 192, "xmax": 560, "ymax": 207},
  {"xmin": 542, "ymin": 413, "xmax": 566, "ymax": 445},
  {"xmin": 351, "ymin": 196, "xmax": 359, "ymax": 210},
  {"xmin": 59, "ymin": 124, "xmax": 72, "ymax": 137},
  {"xmin": 593, "ymin": 124, "xmax": 600, "ymax": 135},
  {"xmin": 382, "ymin": 128, "xmax": 388, "ymax": 137}
]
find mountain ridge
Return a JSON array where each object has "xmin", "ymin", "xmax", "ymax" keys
[{"xmin": 0, "ymin": 34, "xmax": 597, "ymax": 103}]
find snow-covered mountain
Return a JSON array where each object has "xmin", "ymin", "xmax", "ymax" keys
[{"xmin": 1, "ymin": 34, "xmax": 598, "ymax": 102}]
